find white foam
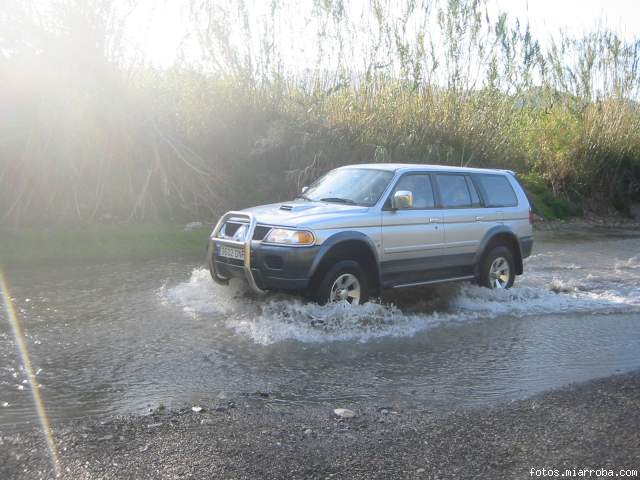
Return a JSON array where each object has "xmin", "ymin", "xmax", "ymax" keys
[
  {"xmin": 452, "ymin": 282, "xmax": 639, "ymax": 316},
  {"xmin": 562, "ymin": 263, "xmax": 583, "ymax": 270},
  {"xmin": 227, "ymin": 299, "xmax": 460, "ymax": 344},
  {"xmin": 616, "ymin": 255, "xmax": 640, "ymax": 271},
  {"xmin": 160, "ymin": 268, "xmax": 640, "ymax": 345},
  {"xmin": 158, "ymin": 268, "xmax": 247, "ymax": 316}
]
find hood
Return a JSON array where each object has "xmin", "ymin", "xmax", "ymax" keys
[{"xmin": 241, "ymin": 200, "xmax": 371, "ymax": 228}]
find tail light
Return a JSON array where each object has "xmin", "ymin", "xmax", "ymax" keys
[{"xmin": 529, "ymin": 208, "xmax": 534, "ymax": 224}]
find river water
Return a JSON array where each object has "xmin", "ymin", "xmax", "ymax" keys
[{"xmin": 1, "ymin": 225, "xmax": 639, "ymax": 431}]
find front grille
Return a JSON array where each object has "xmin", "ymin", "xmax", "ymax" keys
[
  {"xmin": 253, "ymin": 225, "xmax": 271, "ymax": 240},
  {"xmin": 219, "ymin": 220, "xmax": 270, "ymax": 241},
  {"xmin": 222, "ymin": 221, "xmax": 244, "ymax": 237}
]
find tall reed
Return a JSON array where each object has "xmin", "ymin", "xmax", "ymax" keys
[{"xmin": 1, "ymin": 0, "xmax": 639, "ymax": 224}]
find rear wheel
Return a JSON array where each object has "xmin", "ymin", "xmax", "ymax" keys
[
  {"xmin": 314, "ymin": 260, "xmax": 370, "ymax": 306},
  {"xmin": 479, "ymin": 246, "xmax": 515, "ymax": 289}
]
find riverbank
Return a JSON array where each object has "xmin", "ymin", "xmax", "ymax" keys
[
  {"xmin": 2, "ymin": 214, "xmax": 638, "ymax": 268},
  {"xmin": 0, "ymin": 224, "xmax": 210, "ymax": 267},
  {"xmin": 532, "ymin": 211, "xmax": 640, "ymax": 231},
  {"xmin": 2, "ymin": 371, "xmax": 639, "ymax": 479}
]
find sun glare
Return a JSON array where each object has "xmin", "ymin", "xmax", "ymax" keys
[{"xmin": 0, "ymin": 271, "xmax": 61, "ymax": 477}]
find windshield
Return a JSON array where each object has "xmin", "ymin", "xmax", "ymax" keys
[{"xmin": 302, "ymin": 168, "xmax": 394, "ymax": 206}]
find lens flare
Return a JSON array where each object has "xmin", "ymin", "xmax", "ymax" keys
[{"xmin": 0, "ymin": 270, "xmax": 61, "ymax": 477}]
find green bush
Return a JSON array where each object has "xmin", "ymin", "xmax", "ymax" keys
[{"xmin": 518, "ymin": 173, "xmax": 581, "ymax": 220}]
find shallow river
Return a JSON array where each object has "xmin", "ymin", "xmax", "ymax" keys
[{"xmin": 1, "ymin": 226, "xmax": 640, "ymax": 431}]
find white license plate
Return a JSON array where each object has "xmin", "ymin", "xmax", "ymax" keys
[{"xmin": 218, "ymin": 245, "xmax": 245, "ymax": 260}]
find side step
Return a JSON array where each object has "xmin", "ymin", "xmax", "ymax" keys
[{"xmin": 390, "ymin": 275, "xmax": 475, "ymax": 289}]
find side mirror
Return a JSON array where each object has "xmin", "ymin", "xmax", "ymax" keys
[
  {"xmin": 392, "ymin": 190, "xmax": 413, "ymax": 210},
  {"xmin": 301, "ymin": 186, "xmax": 309, "ymax": 194}
]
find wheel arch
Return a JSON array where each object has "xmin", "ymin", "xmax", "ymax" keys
[
  {"xmin": 474, "ymin": 226, "xmax": 523, "ymax": 276},
  {"xmin": 308, "ymin": 232, "xmax": 381, "ymax": 295}
]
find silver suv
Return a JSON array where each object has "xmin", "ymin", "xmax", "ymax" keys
[{"xmin": 207, "ymin": 164, "xmax": 533, "ymax": 305}]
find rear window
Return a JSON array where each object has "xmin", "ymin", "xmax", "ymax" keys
[{"xmin": 475, "ymin": 174, "xmax": 518, "ymax": 207}]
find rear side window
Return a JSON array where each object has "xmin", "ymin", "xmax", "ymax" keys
[
  {"xmin": 392, "ymin": 174, "xmax": 435, "ymax": 209},
  {"xmin": 475, "ymin": 174, "xmax": 518, "ymax": 207},
  {"xmin": 435, "ymin": 174, "xmax": 472, "ymax": 208}
]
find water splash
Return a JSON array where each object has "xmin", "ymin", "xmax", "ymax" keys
[
  {"xmin": 161, "ymin": 267, "xmax": 640, "ymax": 345},
  {"xmin": 159, "ymin": 268, "xmax": 248, "ymax": 316},
  {"xmin": 615, "ymin": 255, "xmax": 640, "ymax": 271},
  {"xmin": 227, "ymin": 298, "xmax": 462, "ymax": 344}
]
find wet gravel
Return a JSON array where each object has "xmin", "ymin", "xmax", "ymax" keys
[{"xmin": 2, "ymin": 371, "xmax": 639, "ymax": 480}]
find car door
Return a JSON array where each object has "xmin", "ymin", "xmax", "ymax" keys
[
  {"xmin": 380, "ymin": 173, "xmax": 445, "ymax": 285},
  {"xmin": 435, "ymin": 173, "xmax": 494, "ymax": 269}
]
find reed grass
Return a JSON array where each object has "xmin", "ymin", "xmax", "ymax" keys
[{"xmin": 1, "ymin": 0, "xmax": 639, "ymax": 225}]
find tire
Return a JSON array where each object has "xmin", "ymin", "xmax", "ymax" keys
[
  {"xmin": 479, "ymin": 246, "xmax": 515, "ymax": 290},
  {"xmin": 314, "ymin": 260, "xmax": 370, "ymax": 306}
]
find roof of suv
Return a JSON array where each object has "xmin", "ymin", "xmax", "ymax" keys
[{"xmin": 339, "ymin": 163, "xmax": 513, "ymax": 175}]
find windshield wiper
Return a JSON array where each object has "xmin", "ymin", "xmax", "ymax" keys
[
  {"xmin": 296, "ymin": 194, "xmax": 312, "ymax": 201},
  {"xmin": 319, "ymin": 197, "xmax": 357, "ymax": 205}
]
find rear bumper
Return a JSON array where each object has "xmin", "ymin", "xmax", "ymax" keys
[{"xmin": 207, "ymin": 211, "xmax": 319, "ymax": 293}]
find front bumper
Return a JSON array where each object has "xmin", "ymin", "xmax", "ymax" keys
[{"xmin": 207, "ymin": 212, "xmax": 319, "ymax": 293}]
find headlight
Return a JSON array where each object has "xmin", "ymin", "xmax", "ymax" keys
[{"xmin": 264, "ymin": 228, "xmax": 315, "ymax": 245}]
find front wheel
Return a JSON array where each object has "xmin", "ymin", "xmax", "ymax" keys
[
  {"xmin": 314, "ymin": 260, "xmax": 370, "ymax": 306},
  {"xmin": 479, "ymin": 246, "xmax": 515, "ymax": 289}
]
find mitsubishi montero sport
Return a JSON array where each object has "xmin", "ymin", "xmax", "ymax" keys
[{"xmin": 207, "ymin": 164, "xmax": 534, "ymax": 305}]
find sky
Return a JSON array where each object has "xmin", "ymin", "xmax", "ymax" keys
[
  {"xmin": 489, "ymin": 0, "xmax": 640, "ymax": 42},
  {"xmin": 124, "ymin": 0, "xmax": 640, "ymax": 67}
]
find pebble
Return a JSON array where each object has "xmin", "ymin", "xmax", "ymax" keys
[
  {"xmin": 417, "ymin": 468, "xmax": 426, "ymax": 473},
  {"xmin": 97, "ymin": 435, "xmax": 113, "ymax": 441},
  {"xmin": 303, "ymin": 428, "xmax": 313, "ymax": 436},
  {"xmin": 184, "ymin": 221, "xmax": 204, "ymax": 231},
  {"xmin": 333, "ymin": 408, "xmax": 356, "ymax": 418},
  {"xmin": 191, "ymin": 406, "xmax": 204, "ymax": 413},
  {"xmin": 146, "ymin": 423, "xmax": 163, "ymax": 429}
]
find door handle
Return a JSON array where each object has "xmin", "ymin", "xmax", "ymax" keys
[
  {"xmin": 475, "ymin": 216, "xmax": 484, "ymax": 221},
  {"xmin": 429, "ymin": 217, "xmax": 440, "ymax": 223}
]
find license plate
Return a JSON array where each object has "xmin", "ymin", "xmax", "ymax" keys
[{"xmin": 218, "ymin": 245, "xmax": 245, "ymax": 261}]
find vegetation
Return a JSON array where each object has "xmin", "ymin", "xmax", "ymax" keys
[
  {"xmin": 518, "ymin": 173, "xmax": 581, "ymax": 220},
  {"xmin": 1, "ymin": 0, "xmax": 639, "ymax": 226}
]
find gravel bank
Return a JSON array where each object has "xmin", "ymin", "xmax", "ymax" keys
[{"xmin": 2, "ymin": 372, "xmax": 639, "ymax": 480}]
